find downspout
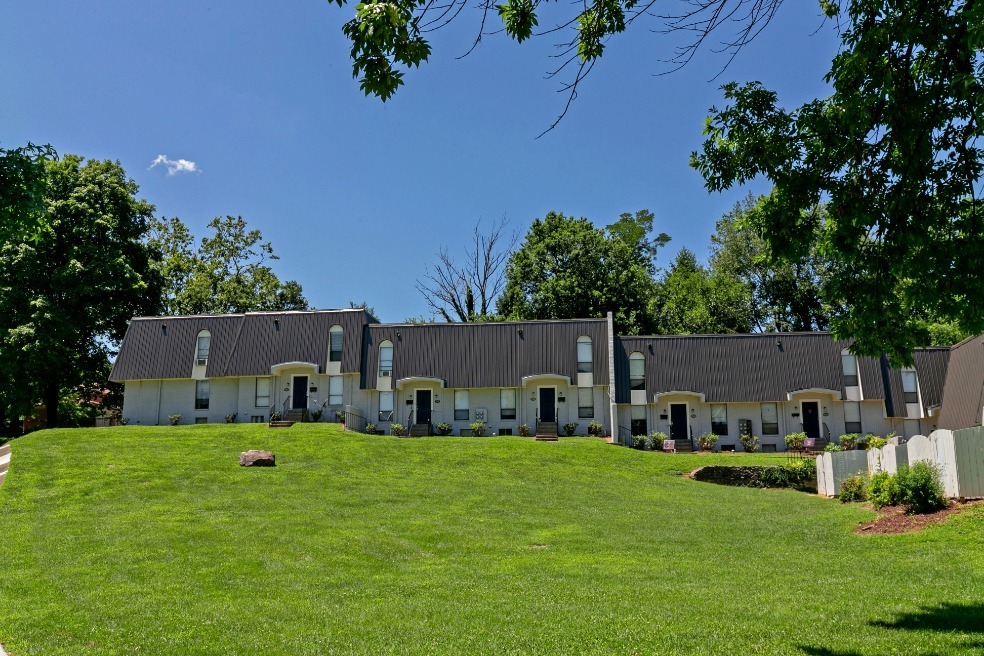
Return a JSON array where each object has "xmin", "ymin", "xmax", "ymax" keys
[{"xmin": 607, "ymin": 311, "xmax": 619, "ymax": 444}]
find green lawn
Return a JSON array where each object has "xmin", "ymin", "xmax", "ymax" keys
[{"xmin": 0, "ymin": 425, "xmax": 981, "ymax": 655}]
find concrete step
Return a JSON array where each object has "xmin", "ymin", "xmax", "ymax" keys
[
  {"xmin": 674, "ymin": 439, "xmax": 694, "ymax": 453},
  {"xmin": 0, "ymin": 443, "xmax": 10, "ymax": 457},
  {"xmin": 537, "ymin": 422, "xmax": 559, "ymax": 436},
  {"xmin": 285, "ymin": 410, "xmax": 306, "ymax": 422},
  {"xmin": 409, "ymin": 423, "xmax": 431, "ymax": 437},
  {"xmin": 268, "ymin": 421, "xmax": 295, "ymax": 428},
  {"xmin": 535, "ymin": 435, "xmax": 559, "ymax": 442}
]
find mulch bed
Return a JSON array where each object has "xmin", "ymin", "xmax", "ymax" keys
[{"xmin": 856, "ymin": 500, "xmax": 984, "ymax": 535}]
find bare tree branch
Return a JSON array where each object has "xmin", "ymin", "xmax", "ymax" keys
[{"xmin": 415, "ymin": 217, "xmax": 518, "ymax": 321}]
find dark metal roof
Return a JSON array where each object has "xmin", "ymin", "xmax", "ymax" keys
[
  {"xmin": 613, "ymin": 333, "xmax": 944, "ymax": 414},
  {"xmin": 614, "ymin": 333, "xmax": 853, "ymax": 404},
  {"xmin": 937, "ymin": 335, "xmax": 984, "ymax": 430},
  {"xmin": 360, "ymin": 319, "xmax": 610, "ymax": 389},
  {"xmin": 109, "ymin": 310, "xmax": 374, "ymax": 381},
  {"xmin": 911, "ymin": 348, "xmax": 950, "ymax": 413}
]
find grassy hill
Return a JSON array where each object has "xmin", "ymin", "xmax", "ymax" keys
[{"xmin": 0, "ymin": 425, "xmax": 981, "ymax": 655}]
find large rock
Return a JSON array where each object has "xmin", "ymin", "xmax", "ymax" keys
[{"xmin": 239, "ymin": 450, "xmax": 275, "ymax": 467}]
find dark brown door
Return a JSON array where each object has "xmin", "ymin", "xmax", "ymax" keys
[
  {"xmin": 292, "ymin": 376, "xmax": 308, "ymax": 409},
  {"xmin": 670, "ymin": 404, "xmax": 688, "ymax": 440},
  {"xmin": 802, "ymin": 401, "xmax": 820, "ymax": 440},
  {"xmin": 416, "ymin": 390, "xmax": 432, "ymax": 424}
]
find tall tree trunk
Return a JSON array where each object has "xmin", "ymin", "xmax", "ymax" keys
[{"xmin": 44, "ymin": 380, "xmax": 59, "ymax": 429}]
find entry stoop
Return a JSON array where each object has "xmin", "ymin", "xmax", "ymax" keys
[
  {"xmin": 535, "ymin": 422, "xmax": 559, "ymax": 441},
  {"xmin": 409, "ymin": 423, "xmax": 431, "ymax": 437}
]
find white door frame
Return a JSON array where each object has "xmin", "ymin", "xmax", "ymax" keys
[
  {"xmin": 537, "ymin": 385, "xmax": 558, "ymax": 423},
  {"xmin": 291, "ymin": 374, "xmax": 310, "ymax": 409},
  {"xmin": 800, "ymin": 398, "xmax": 821, "ymax": 439},
  {"xmin": 669, "ymin": 402, "xmax": 689, "ymax": 440}
]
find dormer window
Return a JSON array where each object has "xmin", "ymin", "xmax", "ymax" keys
[
  {"xmin": 629, "ymin": 352, "xmax": 645, "ymax": 390},
  {"xmin": 196, "ymin": 331, "xmax": 211, "ymax": 366},
  {"xmin": 577, "ymin": 336, "xmax": 593, "ymax": 373},
  {"xmin": 329, "ymin": 325, "xmax": 343, "ymax": 363},
  {"xmin": 902, "ymin": 369, "xmax": 919, "ymax": 404},
  {"xmin": 379, "ymin": 340, "xmax": 393, "ymax": 377},
  {"xmin": 841, "ymin": 350, "xmax": 858, "ymax": 387}
]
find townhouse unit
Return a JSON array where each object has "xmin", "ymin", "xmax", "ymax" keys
[{"xmin": 109, "ymin": 309, "xmax": 978, "ymax": 448}]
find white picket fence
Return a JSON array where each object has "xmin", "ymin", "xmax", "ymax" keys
[{"xmin": 818, "ymin": 426, "xmax": 984, "ymax": 499}]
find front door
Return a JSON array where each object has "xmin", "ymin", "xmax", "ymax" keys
[
  {"xmin": 416, "ymin": 389, "xmax": 432, "ymax": 424},
  {"xmin": 539, "ymin": 388, "xmax": 556, "ymax": 423},
  {"xmin": 292, "ymin": 376, "xmax": 308, "ymax": 409},
  {"xmin": 670, "ymin": 403, "xmax": 688, "ymax": 441},
  {"xmin": 802, "ymin": 401, "xmax": 820, "ymax": 440}
]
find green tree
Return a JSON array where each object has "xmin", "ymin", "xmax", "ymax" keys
[
  {"xmin": 0, "ymin": 155, "xmax": 162, "ymax": 430},
  {"xmin": 496, "ymin": 210, "xmax": 668, "ymax": 334},
  {"xmin": 692, "ymin": 1, "xmax": 984, "ymax": 363},
  {"xmin": 0, "ymin": 143, "xmax": 55, "ymax": 242},
  {"xmin": 149, "ymin": 216, "xmax": 308, "ymax": 315},
  {"xmin": 709, "ymin": 193, "xmax": 833, "ymax": 332},
  {"xmin": 652, "ymin": 248, "xmax": 754, "ymax": 335}
]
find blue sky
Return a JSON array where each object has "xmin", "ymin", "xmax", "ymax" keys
[{"xmin": 2, "ymin": 1, "xmax": 840, "ymax": 322}]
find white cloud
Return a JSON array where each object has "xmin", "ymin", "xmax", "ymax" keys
[{"xmin": 149, "ymin": 154, "xmax": 201, "ymax": 176}]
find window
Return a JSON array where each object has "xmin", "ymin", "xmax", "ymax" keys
[
  {"xmin": 500, "ymin": 389, "xmax": 516, "ymax": 420},
  {"xmin": 255, "ymin": 378, "xmax": 271, "ymax": 407},
  {"xmin": 902, "ymin": 369, "xmax": 919, "ymax": 404},
  {"xmin": 195, "ymin": 417, "xmax": 208, "ymax": 424},
  {"xmin": 630, "ymin": 405, "xmax": 647, "ymax": 436},
  {"xmin": 577, "ymin": 336, "xmax": 593, "ymax": 373},
  {"xmin": 378, "ymin": 391, "xmax": 393, "ymax": 421},
  {"xmin": 844, "ymin": 401, "xmax": 862, "ymax": 433},
  {"xmin": 196, "ymin": 331, "xmax": 210, "ymax": 365},
  {"xmin": 629, "ymin": 352, "xmax": 645, "ymax": 390},
  {"xmin": 379, "ymin": 340, "xmax": 393, "ymax": 377},
  {"xmin": 711, "ymin": 404, "xmax": 728, "ymax": 436},
  {"xmin": 842, "ymin": 351, "xmax": 859, "ymax": 387},
  {"xmin": 329, "ymin": 325, "xmax": 343, "ymax": 363},
  {"xmin": 250, "ymin": 415, "xmax": 265, "ymax": 423},
  {"xmin": 578, "ymin": 387, "xmax": 594, "ymax": 418},
  {"xmin": 499, "ymin": 428, "xmax": 513, "ymax": 436},
  {"xmin": 760, "ymin": 403, "xmax": 779, "ymax": 435},
  {"xmin": 328, "ymin": 376, "xmax": 343, "ymax": 406},
  {"xmin": 455, "ymin": 390, "xmax": 469, "ymax": 421},
  {"xmin": 195, "ymin": 380, "xmax": 210, "ymax": 410}
]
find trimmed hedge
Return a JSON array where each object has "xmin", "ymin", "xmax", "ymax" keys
[{"xmin": 691, "ymin": 461, "xmax": 817, "ymax": 492}]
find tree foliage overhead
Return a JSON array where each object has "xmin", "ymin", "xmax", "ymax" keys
[
  {"xmin": 692, "ymin": 1, "xmax": 984, "ymax": 363},
  {"xmin": 497, "ymin": 210, "xmax": 669, "ymax": 334},
  {"xmin": 0, "ymin": 155, "xmax": 162, "ymax": 430},
  {"xmin": 148, "ymin": 215, "xmax": 308, "ymax": 315},
  {"xmin": 709, "ymin": 193, "xmax": 833, "ymax": 332}
]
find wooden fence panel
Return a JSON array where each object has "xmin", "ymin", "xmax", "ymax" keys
[
  {"xmin": 952, "ymin": 426, "xmax": 984, "ymax": 498},
  {"xmin": 817, "ymin": 454, "xmax": 832, "ymax": 497}
]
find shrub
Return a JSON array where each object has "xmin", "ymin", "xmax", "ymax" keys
[
  {"xmin": 824, "ymin": 443, "xmax": 844, "ymax": 453},
  {"xmin": 335, "ymin": 410, "xmax": 346, "ymax": 423},
  {"xmin": 785, "ymin": 432, "xmax": 806, "ymax": 451},
  {"xmin": 866, "ymin": 436, "xmax": 888, "ymax": 450},
  {"xmin": 587, "ymin": 420, "xmax": 604, "ymax": 437},
  {"xmin": 390, "ymin": 423, "xmax": 406, "ymax": 437},
  {"xmin": 648, "ymin": 431, "xmax": 669, "ymax": 450},
  {"xmin": 839, "ymin": 433, "xmax": 859, "ymax": 450},
  {"xmin": 632, "ymin": 434, "xmax": 647, "ymax": 449},
  {"xmin": 270, "ymin": 411, "xmax": 282, "ymax": 422},
  {"xmin": 225, "ymin": 413, "xmax": 237, "ymax": 424},
  {"xmin": 739, "ymin": 433, "xmax": 759, "ymax": 453},
  {"xmin": 868, "ymin": 471, "xmax": 901, "ymax": 509},
  {"xmin": 838, "ymin": 474, "xmax": 868, "ymax": 502},
  {"xmin": 517, "ymin": 424, "xmax": 532, "ymax": 437},
  {"xmin": 896, "ymin": 462, "xmax": 948, "ymax": 514},
  {"xmin": 435, "ymin": 422, "xmax": 453, "ymax": 435},
  {"xmin": 119, "ymin": 417, "xmax": 130, "ymax": 426},
  {"xmin": 470, "ymin": 421, "xmax": 487, "ymax": 437},
  {"xmin": 364, "ymin": 423, "xmax": 377, "ymax": 434},
  {"xmin": 696, "ymin": 432, "xmax": 718, "ymax": 451},
  {"xmin": 168, "ymin": 414, "xmax": 182, "ymax": 426},
  {"xmin": 310, "ymin": 408, "xmax": 324, "ymax": 422},
  {"xmin": 564, "ymin": 421, "xmax": 578, "ymax": 436}
]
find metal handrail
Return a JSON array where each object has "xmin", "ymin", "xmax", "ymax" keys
[{"xmin": 617, "ymin": 425, "xmax": 633, "ymax": 445}]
